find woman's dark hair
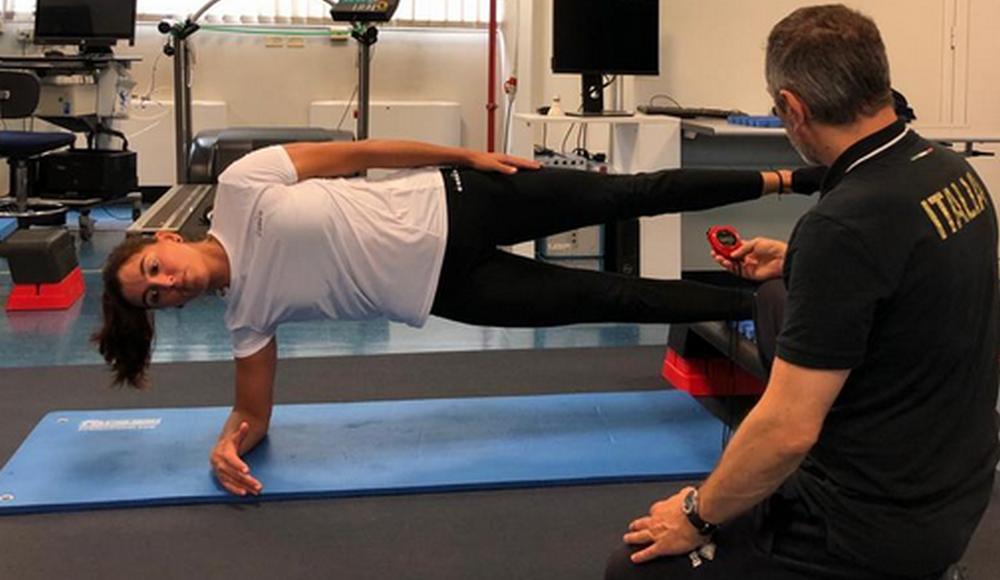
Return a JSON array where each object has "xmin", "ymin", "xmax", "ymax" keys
[{"xmin": 90, "ymin": 236, "xmax": 157, "ymax": 389}]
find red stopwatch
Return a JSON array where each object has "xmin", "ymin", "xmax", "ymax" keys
[{"xmin": 707, "ymin": 225, "xmax": 743, "ymax": 260}]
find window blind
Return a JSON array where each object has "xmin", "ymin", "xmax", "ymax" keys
[{"xmin": 8, "ymin": 0, "xmax": 496, "ymax": 26}]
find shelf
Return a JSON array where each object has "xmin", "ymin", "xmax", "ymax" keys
[{"xmin": 515, "ymin": 112, "xmax": 682, "ymax": 126}]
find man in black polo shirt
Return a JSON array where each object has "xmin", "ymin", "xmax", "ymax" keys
[{"xmin": 606, "ymin": 5, "xmax": 998, "ymax": 580}]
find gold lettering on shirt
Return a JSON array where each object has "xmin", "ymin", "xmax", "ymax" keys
[
  {"xmin": 958, "ymin": 178, "xmax": 980, "ymax": 215},
  {"xmin": 924, "ymin": 191, "xmax": 958, "ymax": 237},
  {"xmin": 952, "ymin": 183, "xmax": 981, "ymax": 220},
  {"xmin": 960, "ymin": 175, "xmax": 986, "ymax": 214},
  {"xmin": 967, "ymin": 172, "xmax": 990, "ymax": 212},
  {"xmin": 921, "ymin": 199, "xmax": 949, "ymax": 240},
  {"xmin": 921, "ymin": 174, "xmax": 992, "ymax": 241},
  {"xmin": 943, "ymin": 187, "xmax": 971, "ymax": 228}
]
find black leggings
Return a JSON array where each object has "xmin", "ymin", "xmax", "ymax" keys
[{"xmin": 430, "ymin": 167, "xmax": 763, "ymax": 327}]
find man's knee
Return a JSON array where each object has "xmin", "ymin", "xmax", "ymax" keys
[
  {"xmin": 604, "ymin": 544, "xmax": 638, "ymax": 580},
  {"xmin": 756, "ymin": 278, "xmax": 787, "ymax": 310}
]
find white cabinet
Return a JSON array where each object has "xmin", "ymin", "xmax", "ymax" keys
[{"xmin": 512, "ymin": 113, "xmax": 683, "ymax": 279}]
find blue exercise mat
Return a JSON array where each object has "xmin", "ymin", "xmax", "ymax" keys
[{"xmin": 0, "ymin": 391, "xmax": 722, "ymax": 515}]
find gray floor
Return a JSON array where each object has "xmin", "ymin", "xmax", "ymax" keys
[{"xmin": 0, "ymin": 350, "xmax": 996, "ymax": 580}]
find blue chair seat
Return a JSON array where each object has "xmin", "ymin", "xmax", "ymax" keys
[
  {"xmin": 0, "ymin": 217, "xmax": 16, "ymax": 241},
  {"xmin": 0, "ymin": 131, "xmax": 75, "ymax": 158}
]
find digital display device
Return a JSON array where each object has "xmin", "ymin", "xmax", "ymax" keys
[
  {"xmin": 34, "ymin": 0, "xmax": 137, "ymax": 51},
  {"xmin": 329, "ymin": 0, "xmax": 400, "ymax": 23},
  {"xmin": 551, "ymin": 0, "xmax": 659, "ymax": 115},
  {"xmin": 707, "ymin": 225, "xmax": 743, "ymax": 260},
  {"xmin": 552, "ymin": 0, "xmax": 659, "ymax": 75}
]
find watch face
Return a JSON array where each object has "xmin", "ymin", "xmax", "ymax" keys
[
  {"xmin": 716, "ymin": 230, "xmax": 738, "ymax": 246},
  {"xmin": 682, "ymin": 489, "xmax": 695, "ymax": 514}
]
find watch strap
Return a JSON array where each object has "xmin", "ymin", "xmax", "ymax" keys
[{"xmin": 684, "ymin": 488, "xmax": 718, "ymax": 536}]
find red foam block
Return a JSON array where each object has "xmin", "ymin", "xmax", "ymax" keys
[
  {"xmin": 6, "ymin": 266, "xmax": 85, "ymax": 311},
  {"xmin": 662, "ymin": 348, "xmax": 765, "ymax": 397}
]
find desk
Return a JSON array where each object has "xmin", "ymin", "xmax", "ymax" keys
[
  {"xmin": 0, "ymin": 55, "xmax": 142, "ymax": 130},
  {"xmin": 513, "ymin": 113, "xmax": 683, "ymax": 279},
  {"xmin": 681, "ymin": 118, "xmax": 1000, "ymax": 166},
  {"xmin": 0, "ymin": 54, "xmax": 142, "ymax": 237},
  {"xmin": 0, "ymin": 54, "xmax": 142, "ymax": 76},
  {"xmin": 678, "ymin": 118, "xmax": 1000, "ymax": 270}
]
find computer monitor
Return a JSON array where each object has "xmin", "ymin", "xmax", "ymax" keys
[
  {"xmin": 551, "ymin": 0, "xmax": 660, "ymax": 116},
  {"xmin": 34, "ymin": 0, "xmax": 137, "ymax": 54}
]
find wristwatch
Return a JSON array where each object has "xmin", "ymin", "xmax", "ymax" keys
[{"xmin": 682, "ymin": 488, "xmax": 718, "ymax": 536}]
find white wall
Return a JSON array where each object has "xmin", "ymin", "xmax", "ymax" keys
[
  {"xmin": 514, "ymin": 0, "xmax": 998, "ymax": 122},
  {"xmin": 309, "ymin": 101, "xmax": 462, "ymax": 146},
  {"xmin": 0, "ymin": 20, "xmax": 494, "ymax": 185},
  {"xmin": 637, "ymin": 0, "xmax": 966, "ymax": 124},
  {"xmin": 172, "ymin": 26, "xmax": 489, "ymax": 143},
  {"xmin": 0, "ymin": 2, "xmax": 996, "ymax": 187},
  {"xmin": 962, "ymin": 0, "xmax": 1000, "ymax": 222},
  {"xmin": 509, "ymin": 0, "xmax": 1000, "ymax": 230}
]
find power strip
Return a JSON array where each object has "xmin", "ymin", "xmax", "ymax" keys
[
  {"xmin": 535, "ymin": 151, "xmax": 592, "ymax": 170},
  {"xmin": 532, "ymin": 150, "xmax": 609, "ymax": 271},
  {"xmin": 535, "ymin": 151, "xmax": 607, "ymax": 172}
]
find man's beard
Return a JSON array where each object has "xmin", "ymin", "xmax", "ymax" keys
[{"xmin": 789, "ymin": 132, "xmax": 822, "ymax": 166}]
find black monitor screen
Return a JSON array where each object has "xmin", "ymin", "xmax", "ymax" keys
[
  {"xmin": 34, "ymin": 0, "xmax": 137, "ymax": 45},
  {"xmin": 552, "ymin": 0, "xmax": 659, "ymax": 75}
]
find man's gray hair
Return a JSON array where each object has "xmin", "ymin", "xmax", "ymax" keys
[{"xmin": 766, "ymin": 4, "xmax": 893, "ymax": 125}]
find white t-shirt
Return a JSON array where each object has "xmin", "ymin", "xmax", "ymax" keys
[{"xmin": 209, "ymin": 146, "xmax": 448, "ymax": 358}]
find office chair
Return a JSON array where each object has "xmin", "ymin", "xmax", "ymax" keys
[{"xmin": 0, "ymin": 70, "xmax": 75, "ymax": 227}]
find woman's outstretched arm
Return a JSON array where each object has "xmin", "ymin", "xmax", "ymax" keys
[{"xmin": 283, "ymin": 140, "xmax": 540, "ymax": 180}]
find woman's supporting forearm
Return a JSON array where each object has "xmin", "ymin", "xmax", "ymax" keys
[{"xmin": 219, "ymin": 409, "xmax": 269, "ymax": 455}]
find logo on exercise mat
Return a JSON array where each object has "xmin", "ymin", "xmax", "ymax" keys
[{"xmin": 78, "ymin": 418, "xmax": 162, "ymax": 432}]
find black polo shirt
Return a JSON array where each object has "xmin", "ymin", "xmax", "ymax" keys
[{"xmin": 776, "ymin": 120, "xmax": 1000, "ymax": 575}]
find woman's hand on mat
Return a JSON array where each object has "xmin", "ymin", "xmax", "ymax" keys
[
  {"xmin": 623, "ymin": 488, "xmax": 707, "ymax": 563},
  {"xmin": 712, "ymin": 237, "xmax": 787, "ymax": 281},
  {"xmin": 466, "ymin": 152, "xmax": 542, "ymax": 175},
  {"xmin": 210, "ymin": 422, "xmax": 262, "ymax": 496}
]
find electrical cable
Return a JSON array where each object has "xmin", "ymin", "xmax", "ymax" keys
[
  {"xmin": 648, "ymin": 93, "xmax": 683, "ymax": 108},
  {"xmin": 124, "ymin": 109, "xmax": 171, "ymax": 142},
  {"xmin": 335, "ymin": 84, "xmax": 359, "ymax": 132},
  {"xmin": 497, "ymin": 28, "xmax": 516, "ymax": 154},
  {"xmin": 128, "ymin": 97, "xmax": 172, "ymax": 121},
  {"xmin": 722, "ymin": 316, "xmax": 737, "ymax": 448},
  {"xmin": 336, "ymin": 42, "xmax": 375, "ymax": 134},
  {"xmin": 140, "ymin": 51, "xmax": 164, "ymax": 103},
  {"xmin": 502, "ymin": 88, "xmax": 514, "ymax": 153},
  {"xmin": 725, "ymin": 260, "xmax": 746, "ymax": 448},
  {"xmin": 560, "ymin": 121, "xmax": 579, "ymax": 154},
  {"xmin": 499, "ymin": 0, "xmax": 519, "ymax": 154}
]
